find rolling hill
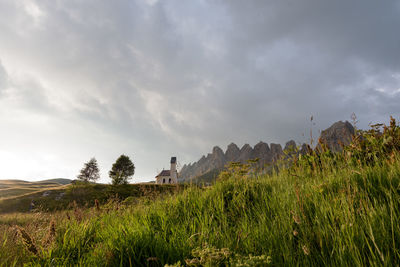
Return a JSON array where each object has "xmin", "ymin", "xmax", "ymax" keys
[{"xmin": 0, "ymin": 178, "xmax": 72, "ymax": 199}]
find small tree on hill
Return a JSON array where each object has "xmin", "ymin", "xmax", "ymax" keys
[
  {"xmin": 109, "ymin": 154, "xmax": 135, "ymax": 185},
  {"xmin": 77, "ymin": 157, "xmax": 100, "ymax": 183}
]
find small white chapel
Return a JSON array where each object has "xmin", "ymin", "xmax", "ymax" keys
[{"xmin": 155, "ymin": 157, "xmax": 178, "ymax": 184}]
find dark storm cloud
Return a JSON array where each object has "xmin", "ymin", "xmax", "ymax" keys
[
  {"xmin": 0, "ymin": 0, "xmax": 399, "ymax": 181},
  {"xmin": 210, "ymin": 0, "xmax": 400, "ymax": 134}
]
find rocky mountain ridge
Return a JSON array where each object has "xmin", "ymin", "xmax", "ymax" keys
[
  {"xmin": 179, "ymin": 141, "xmax": 299, "ymax": 182},
  {"xmin": 179, "ymin": 120, "xmax": 354, "ymax": 182}
]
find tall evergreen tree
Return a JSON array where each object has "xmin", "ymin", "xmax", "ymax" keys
[
  {"xmin": 77, "ymin": 158, "xmax": 100, "ymax": 182},
  {"xmin": 109, "ymin": 155, "xmax": 135, "ymax": 185}
]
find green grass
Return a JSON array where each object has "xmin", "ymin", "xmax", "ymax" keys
[
  {"xmin": 0, "ymin": 183, "xmax": 179, "ymax": 214},
  {"xmin": 0, "ymin": 153, "xmax": 398, "ymax": 266},
  {"xmin": 2, "ymin": 119, "xmax": 400, "ymax": 266}
]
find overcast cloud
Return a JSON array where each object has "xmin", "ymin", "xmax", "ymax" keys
[{"xmin": 0, "ymin": 0, "xmax": 399, "ymax": 182}]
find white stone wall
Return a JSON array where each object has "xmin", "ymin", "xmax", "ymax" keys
[
  {"xmin": 170, "ymin": 162, "xmax": 178, "ymax": 184},
  {"xmin": 156, "ymin": 175, "xmax": 174, "ymax": 184}
]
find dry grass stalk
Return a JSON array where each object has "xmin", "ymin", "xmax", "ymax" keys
[
  {"xmin": 73, "ymin": 201, "xmax": 83, "ymax": 222},
  {"xmin": 15, "ymin": 226, "xmax": 38, "ymax": 255},
  {"xmin": 44, "ymin": 219, "xmax": 56, "ymax": 245},
  {"xmin": 302, "ymin": 245, "xmax": 310, "ymax": 255},
  {"xmin": 95, "ymin": 199, "xmax": 100, "ymax": 211}
]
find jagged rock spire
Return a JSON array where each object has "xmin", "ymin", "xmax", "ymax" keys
[{"xmin": 178, "ymin": 120, "xmax": 355, "ymax": 182}]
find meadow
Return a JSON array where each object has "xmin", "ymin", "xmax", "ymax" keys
[
  {"xmin": 0, "ymin": 179, "xmax": 71, "ymax": 200},
  {"xmin": 1, "ymin": 119, "xmax": 400, "ymax": 266}
]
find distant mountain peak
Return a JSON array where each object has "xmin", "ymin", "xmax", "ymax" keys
[
  {"xmin": 317, "ymin": 120, "xmax": 354, "ymax": 152},
  {"xmin": 179, "ymin": 120, "xmax": 355, "ymax": 183}
]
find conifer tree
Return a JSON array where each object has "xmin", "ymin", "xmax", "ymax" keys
[
  {"xmin": 109, "ymin": 155, "xmax": 135, "ymax": 185},
  {"xmin": 77, "ymin": 158, "xmax": 100, "ymax": 182}
]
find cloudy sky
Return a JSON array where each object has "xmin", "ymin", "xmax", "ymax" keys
[{"xmin": 0, "ymin": 0, "xmax": 399, "ymax": 183}]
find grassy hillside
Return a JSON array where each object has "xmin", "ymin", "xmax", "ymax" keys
[
  {"xmin": 38, "ymin": 178, "xmax": 72, "ymax": 185},
  {"xmin": 1, "ymin": 118, "xmax": 400, "ymax": 266},
  {"xmin": 0, "ymin": 179, "xmax": 71, "ymax": 199},
  {"xmin": 0, "ymin": 183, "xmax": 179, "ymax": 214},
  {"xmin": 3, "ymin": 161, "xmax": 400, "ymax": 265},
  {"xmin": 0, "ymin": 178, "xmax": 72, "ymax": 188}
]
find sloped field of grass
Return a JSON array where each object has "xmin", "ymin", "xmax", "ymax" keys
[
  {"xmin": 9, "ymin": 154, "xmax": 395, "ymax": 266},
  {"xmin": 0, "ymin": 183, "xmax": 178, "ymax": 214},
  {"xmin": 2, "ymin": 119, "xmax": 400, "ymax": 266},
  {"xmin": 0, "ymin": 179, "xmax": 72, "ymax": 201}
]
